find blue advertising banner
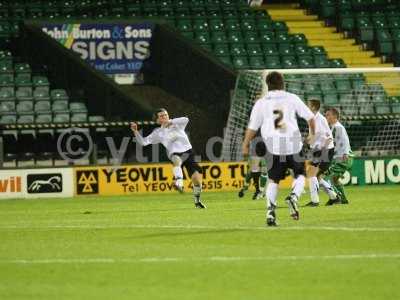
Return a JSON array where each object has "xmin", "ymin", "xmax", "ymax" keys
[{"xmin": 41, "ymin": 23, "xmax": 154, "ymax": 78}]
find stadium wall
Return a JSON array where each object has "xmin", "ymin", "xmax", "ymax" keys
[
  {"xmin": 1, "ymin": 157, "xmax": 399, "ymax": 199},
  {"xmin": 145, "ymin": 24, "xmax": 237, "ymax": 131}
]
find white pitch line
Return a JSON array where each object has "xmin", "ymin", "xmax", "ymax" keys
[
  {"xmin": 0, "ymin": 224, "xmax": 399, "ymax": 232},
  {"xmin": 1, "ymin": 254, "xmax": 400, "ymax": 264}
]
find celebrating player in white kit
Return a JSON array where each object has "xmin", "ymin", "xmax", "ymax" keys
[
  {"xmin": 242, "ymin": 72, "xmax": 315, "ymax": 226},
  {"xmin": 130, "ymin": 108, "xmax": 206, "ymax": 209}
]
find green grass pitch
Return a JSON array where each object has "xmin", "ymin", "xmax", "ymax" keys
[{"xmin": 0, "ymin": 185, "xmax": 399, "ymax": 300}]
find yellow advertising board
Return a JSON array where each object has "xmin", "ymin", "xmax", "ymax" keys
[{"xmin": 74, "ymin": 162, "xmax": 293, "ymax": 196}]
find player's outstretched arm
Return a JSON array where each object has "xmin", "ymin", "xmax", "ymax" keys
[{"xmin": 130, "ymin": 122, "xmax": 159, "ymax": 146}]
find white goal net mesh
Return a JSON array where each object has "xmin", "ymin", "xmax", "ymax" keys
[{"xmin": 222, "ymin": 68, "xmax": 400, "ymax": 161}]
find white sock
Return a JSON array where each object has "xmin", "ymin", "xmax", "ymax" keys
[
  {"xmin": 309, "ymin": 176, "xmax": 320, "ymax": 203},
  {"xmin": 319, "ymin": 178, "xmax": 337, "ymax": 200},
  {"xmin": 266, "ymin": 182, "xmax": 279, "ymax": 208},
  {"xmin": 173, "ymin": 166, "xmax": 184, "ymax": 188},
  {"xmin": 291, "ymin": 175, "xmax": 305, "ymax": 200},
  {"xmin": 193, "ymin": 184, "xmax": 202, "ymax": 203}
]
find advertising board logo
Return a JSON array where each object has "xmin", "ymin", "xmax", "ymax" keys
[
  {"xmin": 27, "ymin": 174, "xmax": 62, "ymax": 193},
  {"xmin": 0, "ymin": 176, "xmax": 21, "ymax": 193},
  {"xmin": 76, "ymin": 170, "xmax": 98, "ymax": 194}
]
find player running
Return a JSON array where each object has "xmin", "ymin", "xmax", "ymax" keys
[
  {"xmin": 242, "ymin": 71, "xmax": 316, "ymax": 226},
  {"xmin": 305, "ymin": 99, "xmax": 340, "ymax": 206},
  {"xmin": 323, "ymin": 107, "xmax": 354, "ymax": 205},
  {"xmin": 130, "ymin": 108, "xmax": 206, "ymax": 209}
]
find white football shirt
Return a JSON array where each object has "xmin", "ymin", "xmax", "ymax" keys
[
  {"xmin": 134, "ymin": 117, "xmax": 192, "ymax": 157},
  {"xmin": 331, "ymin": 121, "xmax": 352, "ymax": 159},
  {"xmin": 311, "ymin": 112, "xmax": 334, "ymax": 150},
  {"xmin": 248, "ymin": 90, "xmax": 314, "ymax": 155}
]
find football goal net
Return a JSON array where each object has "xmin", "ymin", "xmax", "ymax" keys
[{"xmin": 222, "ymin": 67, "xmax": 400, "ymax": 161}]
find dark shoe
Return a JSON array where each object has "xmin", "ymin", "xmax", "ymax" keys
[
  {"xmin": 195, "ymin": 202, "xmax": 206, "ymax": 209},
  {"xmin": 238, "ymin": 189, "xmax": 245, "ymax": 198},
  {"xmin": 266, "ymin": 209, "xmax": 277, "ymax": 226},
  {"xmin": 305, "ymin": 201, "xmax": 319, "ymax": 207},
  {"xmin": 325, "ymin": 198, "xmax": 341, "ymax": 206},
  {"xmin": 286, "ymin": 194, "xmax": 299, "ymax": 220},
  {"xmin": 252, "ymin": 190, "xmax": 262, "ymax": 200},
  {"xmin": 341, "ymin": 199, "xmax": 349, "ymax": 204}
]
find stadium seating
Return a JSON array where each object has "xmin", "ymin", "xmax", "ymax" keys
[{"xmin": 300, "ymin": 0, "xmax": 400, "ymax": 65}]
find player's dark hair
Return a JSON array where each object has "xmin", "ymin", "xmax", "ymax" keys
[
  {"xmin": 153, "ymin": 108, "xmax": 168, "ymax": 122},
  {"xmin": 326, "ymin": 107, "xmax": 340, "ymax": 119},
  {"xmin": 308, "ymin": 99, "xmax": 321, "ymax": 111},
  {"xmin": 266, "ymin": 71, "xmax": 284, "ymax": 91}
]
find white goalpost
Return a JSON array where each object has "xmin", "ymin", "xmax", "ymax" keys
[{"xmin": 222, "ymin": 67, "xmax": 400, "ymax": 161}]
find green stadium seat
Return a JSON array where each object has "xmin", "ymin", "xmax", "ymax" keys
[
  {"xmin": 320, "ymin": 80, "xmax": 337, "ymax": 93},
  {"xmin": 257, "ymin": 19, "xmax": 273, "ymax": 31},
  {"xmin": 53, "ymin": 113, "xmax": 70, "ymax": 123},
  {"xmin": 232, "ymin": 56, "xmax": 249, "ymax": 69},
  {"xmin": 314, "ymin": 56, "xmax": 330, "ymax": 68},
  {"xmin": 391, "ymin": 102, "xmax": 400, "ymax": 113},
  {"xmin": 0, "ymin": 87, "xmax": 15, "ymax": 101},
  {"xmin": 336, "ymin": 78, "xmax": 352, "ymax": 91},
  {"xmin": 71, "ymin": 113, "xmax": 88, "ymax": 122},
  {"xmin": 227, "ymin": 31, "xmax": 243, "ymax": 44},
  {"xmin": 246, "ymin": 43, "xmax": 263, "ymax": 56},
  {"xmin": 14, "ymin": 63, "xmax": 31, "ymax": 74},
  {"xmin": 249, "ymin": 56, "xmax": 265, "ymax": 69},
  {"xmin": 323, "ymin": 92, "xmax": 339, "ymax": 105},
  {"xmin": 70, "ymin": 102, "xmax": 88, "ymax": 113},
  {"xmin": 241, "ymin": 19, "xmax": 256, "ymax": 31},
  {"xmin": 213, "ymin": 44, "xmax": 230, "ymax": 56},
  {"xmin": 16, "ymin": 88, "xmax": 33, "ymax": 101},
  {"xmin": 193, "ymin": 19, "xmax": 208, "ymax": 31},
  {"xmin": 17, "ymin": 114, "xmax": 34, "ymax": 124},
  {"xmin": 209, "ymin": 19, "xmax": 224, "ymax": 31},
  {"xmin": 278, "ymin": 43, "xmax": 294, "ymax": 56},
  {"xmin": 262, "ymin": 44, "xmax": 279, "ymax": 56},
  {"xmin": 16, "ymin": 101, "xmax": 34, "ymax": 115},
  {"xmin": 291, "ymin": 34, "xmax": 307, "ymax": 45},
  {"xmin": 15, "ymin": 73, "xmax": 32, "ymax": 87},
  {"xmin": 272, "ymin": 21, "xmax": 288, "ymax": 33},
  {"xmin": 52, "ymin": 100, "xmax": 69, "ymax": 112},
  {"xmin": 33, "ymin": 87, "xmax": 50, "ymax": 101},
  {"xmin": 298, "ymin": 55, "xmax": 314, "ymax": 68},
  {"xmin": 330, "ymin": 58, "xmax": 346, "ymax": 68},
  {"xmin": 0, "ymin": 100, "xmax": 15, "ymax": 114},
  {"xmin": 0, "ymin": 114, "xmax": 16, "ymax": 124},
  {"xmin": 295, "ymin": 45, "xmax": 311, "ymax": 56},
  {"xmin": 321, "ymin": 0, "xmax": 336, "ymax": 19},
  {"xmin": 357, "ymin": 17, "xmax": 374, "ymax": 43},
  {"xmin": 32, "ymin": 76, "xmax": 50, "ymax": 88},
  {"xmin": 176, "ymin": 19, "xmax": 192, "ymax": 31},
  {"xmin": 375, "ymin": 103, "xmax": 391, "ymax": 114},
  {"xmin": 35, "ymin": 114, "xmax": 52, "ymax": 124},
  {"xmin": 230, "ymin": 44, "xmax": 247, "ymax": 56},
  {"xmin": 225, "ymin": 19, "xmax": 240, "ymax": 31},
  {"xmin": 282, "ymin": 56, "xmax": 298, "ymax": 69},
  {"xmin": 276, "ymin": 32, "xmax": 290, "ymax": 44},
  {"xmin": 51, "ymin": 89, "xmax": 69, "ymax": 101},
  {"xmin": 34, "ymin": 101, "xmax": 51, "ymax": 113},
  {"xmin": 211, "ymin": 31, "xmax": 227, "ymax": 44},
  {"xmin": 0, "ymin": 74, "xmax": 13, "ymax": 87},
  {"xmin": 0, "ymin": 60, "xmax": 12, "ymax": 73},
  {"xmin": 259, "ymin": 31, "xmax": 275, "ymax": 44},
  {"xmin": 263, "ymin": 59, "xmax": 284, "ymax": 75},
  {"xmin": 359, "ymin": 105, "xmax": 375, "ymax": 115},
  {"xmin": 244, "ymin": 31, "xmax": 259, "ymax": 43},
  {"xmin": 88, "ymin": 115, "xmax": 105, "ymax": 122}
]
